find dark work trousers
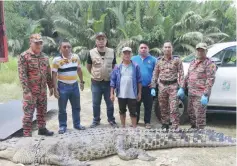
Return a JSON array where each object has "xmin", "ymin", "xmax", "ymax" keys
[{"xmin": 136, "ymin": 87, "xmax": 153, "ymax": 124}]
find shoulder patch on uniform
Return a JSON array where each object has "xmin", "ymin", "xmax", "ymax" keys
[
  {"xmin": 20, "ymin": 52, "xmax": 27, "ymax": 57},
  {"xmin": 209, "ymin": 63, "xmax": 216, "ymax": 69},
  {"xmin": 20, "ymin": 51, "xmax": 31, "ymax": 59},
  {"xmin": 205, "ymin": 58, "xmax": 214, "ymax": 65}
]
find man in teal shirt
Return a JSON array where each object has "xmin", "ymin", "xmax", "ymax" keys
[{"xmin": 131, "ymin": 41, "xmax": 156, "ymax": 128}]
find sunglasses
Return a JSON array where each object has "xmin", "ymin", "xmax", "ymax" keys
[{"xmin": 63, "ymin": 46, "xmax": 71, "ymax": 49}]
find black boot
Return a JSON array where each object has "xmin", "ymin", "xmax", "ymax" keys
[
  {"xmin": 190, "ymin": 125, "xmax": 196, "ymax": 129},
  {"xmin": 38, "ymin": 128, "xmax": 54, "ymax": 136},
  {"xmin": 161, "ymin": 124, "xmax": 169, "ymax": 130}
]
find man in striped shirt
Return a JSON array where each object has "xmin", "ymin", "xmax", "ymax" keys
[{"xmin": 52, "ymin": 39, "xmax": 85, "ymax": 134}]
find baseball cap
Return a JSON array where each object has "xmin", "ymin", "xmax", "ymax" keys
[
  {"xmin": 196, "ymin": 42, "xmax": 207, "ymax": 50},
  {"xmin": 30, "ymin": 34, "xmax": 43, "ymax": 42},
  {"xmin": 122, "ymin": 47, "xmax": 132, "ymax": 52},
  {"xmin": 95, "ymin": 32, "xmax": 107, "ymax": 39}
]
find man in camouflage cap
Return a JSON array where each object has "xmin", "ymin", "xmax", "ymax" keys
[
  {"xmin": 18, "ymin": 33, "xmax": 54, "ymax": 137},
  {"xmin": 183, "ymin": 42, "xmax": 217, "ymax": 129}
]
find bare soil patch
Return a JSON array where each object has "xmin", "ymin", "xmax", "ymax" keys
[{"xmin": 0, "ymin": 89, "xmax": 236, "ymax": 166}]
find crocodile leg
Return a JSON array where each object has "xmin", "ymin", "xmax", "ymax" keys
[
  {"xmin": 66, "ymin": 160, "xmax": 91, "ymax": 166},
  {"xmin": 124, "ymin": 148, "xmax": 156, "ymax": 161},
  {"xmin": 0, "ymin": 147, "xmax": 16, "ymax": 161},
  {"xmin": 115, "ymin": 135, "xmax": 156, "ymax": 161},
  {"xmin": 136, "ymin": 149, "xmax": 156, "ymax": 161},
  {"xmin": 39, "ymin": 154, "xmax": 90, "ymax": 166}
]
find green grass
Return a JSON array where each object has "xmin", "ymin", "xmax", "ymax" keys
[
  {"xmin": 0, "ymin": 56, "xmax": 19, "ymax": 85},
  {"xmin": 0, "ymin": 83, "xmax": 22, "ymax": 102},
  {"xmin": 0, "ymin": 56, "xmax": 122, "ymax": 102},
  {"xmin": 81, "ymin": 65, "xmax": 91, "ymax": 88},
  {"xmin": 117, "ymin": 56, "xmax": 122, "ymax": 64},
  {"xmin": 0, "ymin": 56, "xmax": 21, "ymax": 102}
]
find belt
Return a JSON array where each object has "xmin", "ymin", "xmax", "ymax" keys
[
  {"xmin": 58, "ymin": 81, "xmax": 77, "ymax": 86},
  {"xmin": 91, "ymin": 78, "xmax": 110, "ymax": 83},
  {"xmin": 160, "ymin": 79, "xmax": 177, "ymax": 85}
]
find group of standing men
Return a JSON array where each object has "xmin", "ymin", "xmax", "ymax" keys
[{"xmin": 18, "ymin": 32, "xmax": 216, "ymax": 137}]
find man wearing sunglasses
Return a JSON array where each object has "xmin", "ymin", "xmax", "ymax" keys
[
  {"xmin": 18, "ymin": 34, "xmax": 54, "ymax": 137},
  {"xmin": 87, "ymin": 32, "xmax": 117, "ymax": 128},
  {"xmin": 52, "ymin": 39, "xmax": 85, "ymax": 134}
]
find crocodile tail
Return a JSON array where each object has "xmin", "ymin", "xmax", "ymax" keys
[
  {"xmin": 124, "ymin": 128, "xmax": 236, "ymax": 150},
  {"xmin": 166, "ymin": 129, "xmax": 236, "ymax": 148}
]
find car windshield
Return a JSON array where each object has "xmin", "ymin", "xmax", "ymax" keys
[{"xmin": 182, "ymin": 45, "xmax": 214, "ymax": 63}]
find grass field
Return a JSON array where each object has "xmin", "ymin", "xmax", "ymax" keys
[
  {"xmin": 0, "ymin": 56, "xmax": 21, "ymax": 102},
  {"xmin": 0, "ymin": 56, "xmax": 122, "ymax": 102}
]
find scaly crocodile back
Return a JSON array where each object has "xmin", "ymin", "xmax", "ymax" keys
[{"xmin": 0, "ymin": 128, "xmax": 235, "ymax": 164}]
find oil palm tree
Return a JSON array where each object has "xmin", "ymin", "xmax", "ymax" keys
[{"xmin": 172, "ymin": 11, "xmax": 229, "ymax": 53}]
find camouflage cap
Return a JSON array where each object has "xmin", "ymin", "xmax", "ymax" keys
[
  {"xmin": 95, "ymin": 32, "xmax": 107, "ymax": 39},
  {"xmin": 196, "ymin": 42, "xmax": 207, "ymax": 50},
  {"xmin": 30, "ymin": 34, "xmax": 43, "ymax": 42}
]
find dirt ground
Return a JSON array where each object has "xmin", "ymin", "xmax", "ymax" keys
[{"xmin": 0, "ymin": 89, "xmax": 236, "ymax": 166}]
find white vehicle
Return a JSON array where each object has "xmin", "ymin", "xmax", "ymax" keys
[{"xmin": 154, "ymin": 42, "xmax": 236, "ymax": 123}]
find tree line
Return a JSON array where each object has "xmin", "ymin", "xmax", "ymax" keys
[{"xmin": 4, "ymin": 0, "xmax": 236, "ymax": 63}]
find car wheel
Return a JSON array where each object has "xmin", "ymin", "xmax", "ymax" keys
[{"xmin": 154, "ymin": 96, "xmax": 189, "ymax": 124}]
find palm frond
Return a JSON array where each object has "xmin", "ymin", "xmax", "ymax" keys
[
  {"xmin": 175, "ymin": 43, "xmax": 196, "ymax": 53},
  {"xmin": 92, "ymin": 13, "xmax": 107, "ymax": 33},
  {"xmin": 106, "ymin": 7, "xmax": 125, "ymax": 28},
  {"xmin": 206, "ymin": 32, "xmax": 229, "ymax": 38},
  {"xmin": 73, "ymin": 46, "xmax": 88, "ymax": 53},
  {"xmin": 150, "ymin": 47, "xmax": 162, "ymax": 56},
  {"xmin": 180, "ymin": 31, "xmax": 204, "ymax": 42},
  {"xmin": 117, "ymin": 27, "xmax": 129, "ymax": 39},
  {"xmin": 52, "ymin": 15, "xmax": 77, "ymax": 28},
  {"xmin": 54, "ymin": 27, "xmax": 74, "ymax": 38},
  {"xmin": 42, "ymin": 36, "xmax": 57, "ymax": 46}
]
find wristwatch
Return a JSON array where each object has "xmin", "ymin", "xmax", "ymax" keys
[{"xmin": 80, "ymin": 81, "xmax": 85, "ymax": 84}]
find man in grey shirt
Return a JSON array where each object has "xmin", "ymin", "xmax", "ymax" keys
[{"xmin": 110, "ymin": 47, "xmax": 142, "ymax": 128}]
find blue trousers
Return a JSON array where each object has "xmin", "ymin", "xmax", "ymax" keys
[
  {"xmin": 58, "ymin": 81, "xmax": 81, "ymax": 128},
  {"xmin": 91, "ymin": 80, "xmax": 115, "ymax": 123}
]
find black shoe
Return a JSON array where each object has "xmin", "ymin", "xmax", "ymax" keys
[
  {"xmin": 90, "ymin": 122, "xmax": 100, "ymax": 128},
  {"xmin": 109, "ymin": 121, "xmax": 118, "ymax": 128},
  {"xmin": 74, "ymin": 125, "xmax": 86, "ymax": 130},
  {"xmin": 38, "ymin": 128, "xmax": 54, "ymax": 136},
  {"xmin": 58, "ymin": 127, "xmax": 67, "ymax": 134},
  {"xmin": 190, "ymin": 125, "xmax": 196, "ymax": 129},
  {"xmin": 161, "ymin": 124, "xmax": 169, "ymax": 130}
]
